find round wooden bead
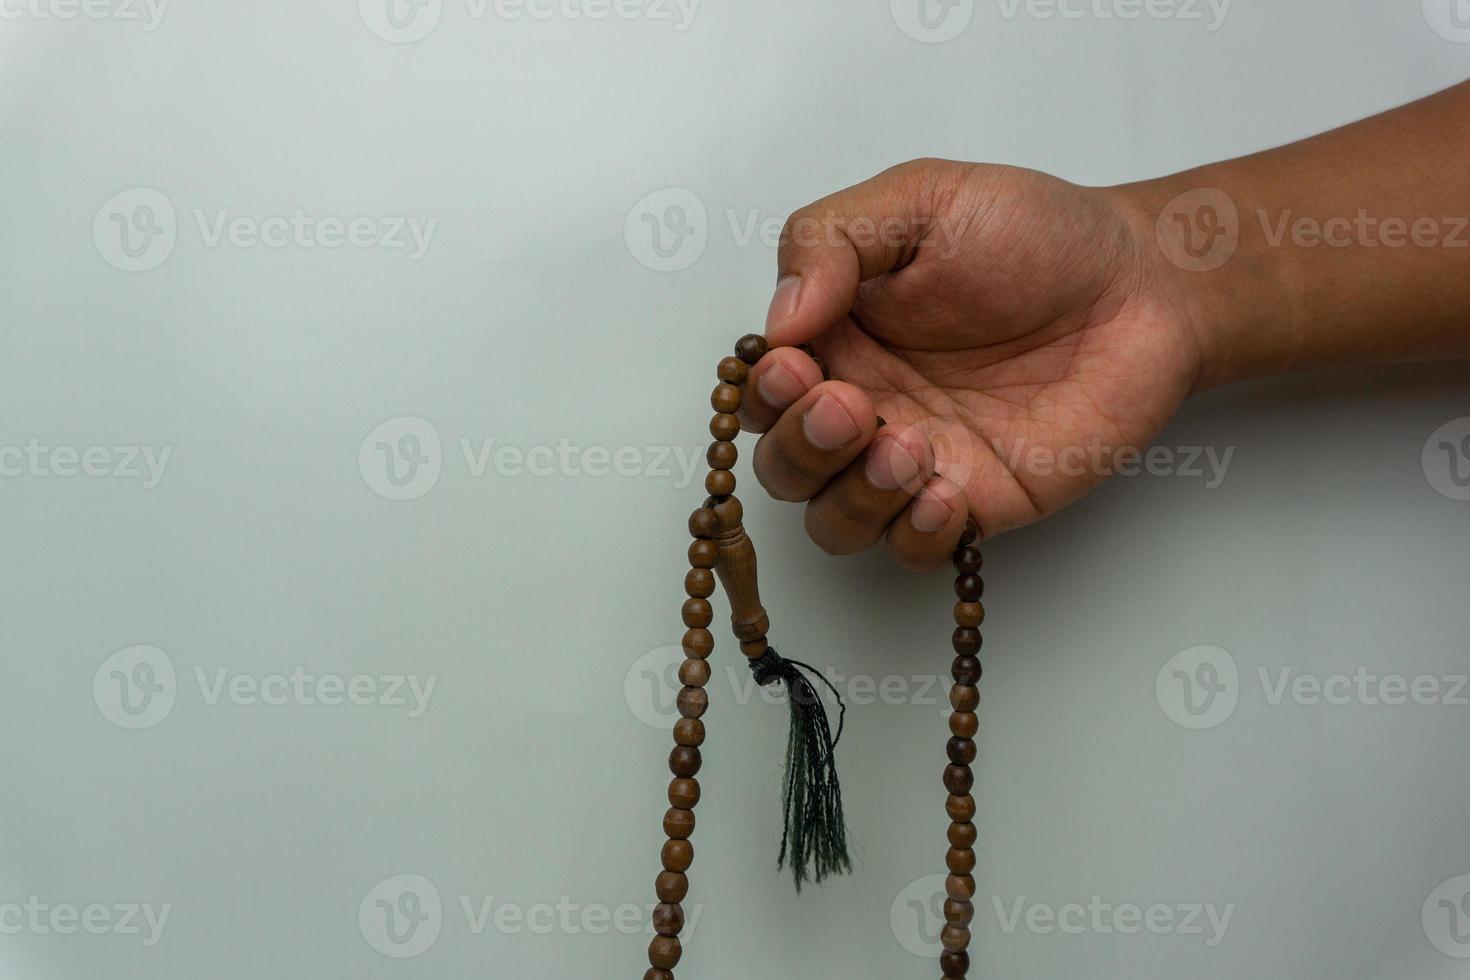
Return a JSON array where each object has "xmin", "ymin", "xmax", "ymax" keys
[
  {"xmin": 711, "ymin": 383, "xmax": 742, "ymax": 414},
  {"xmin": 678, "ymin": 658, "xmax": 711, "ymax": 687},
  {"xmin": 648, "ymin": 935, "xmax": 682, "ymax": 970},
  {"xmin": 681, "ymin": 598, "xmax": 713, "ymax": 629},
  {"xmin": 661, "ymin": 838, "xmax": 693, "ymax": 872},
  {"xmin": 706, "ymin": 440, "xmax": 737, "ymax": 471},
  {"xmin": 664, "ymin": 806, "xmax": 695, "ymax": 839},
  {"xmin": 717, "ymin": 356, "xmax": 748, "ymax": 385},
  {"xmin": 959, "ymin": 521, "xmax": 978, "ymax": 546},
  {"xmin": 676, "ymin": 686, "xmax": 708, "ymax": 719},
  {"xmin": 669, "ymin": 746, "xmax": 702, "ymax": 777},
  {"xmin": 953, "ymin": 544, "xmax": 983, "ymax": 574},
  {"xmin": 652, "ymin": 902, "xmax": 685, "ymax": 936},
  {"xmin": 945, "ymin": 874, "xmax": 976, "ymax": 901},
  {"xmin": 954, "ymin": 573, "xmax": 984, "ymax": 601},
  {"xmin": 709, "ymin": 413, "xmax": 740, "ymax": 441},
  {"xmin": 684, "ymin": 568, "xmax": 715, "ymax": 598},
  {"xmin": 705, "ymin": 469, "xmax": 736, "ymax": 497},
  {"xmin": 688, "ymin": 539, "xmax": 718, "ymax": 569},
  {"xmin": 735, "ymin": 334, "xmax": 768, "ymax": 365},
  {"xmin": 668, "ymin": 778, "xmax": 700, "ymax": 808},
  {"xmin": 940, "ymin": 949, "xmax": 970, "ymax": 976},
  {"xmin": 954, "ymin": 601, "xmax": 986, "ymax": 627},
  {"xmin": 946, "ymin": 847, "xmax": 976, "ymax": 874},
  {"xmin": 655, "ymin": 870, "xmax": 688, "ymax": 903},
  {"xmin": 946, "ymin": 736, "xmax": 976, "ymax": 765},
  {"xmin": 946, "ymin": 794, "xmax": 976, "ymax": 821},
  {"xmin": 944, "ymin": 898, "xmax": 974, "ymax": 925},
  {"xmin": 950, "ymin": 684, "xmax": 979, "ymax": 712},
  {"xmin": 688, "ymin": 508, "xmax": 719, "ymax": 539},
  {"xmin": 682, "ymin": 628, "xmax": 714, "ymax": 659},
  {"xmin": 941, "ymin": 923, "xmax": 971, "ymax": 952},
  {"xmin": 952, "ymin": 627, "xmax": 982, "ymax": 656},
  {"xmin": 949, "ymin": 711, "xmax": 978, "ymax": 738},
  {"xmin": 672, "ymin": 717, "xmax": 704, "ymax": 747},
  {"xmin": 643, "ymin": 970, "xmax": 673, "ymax": 980},
  {"xmin": 952, "ymin": 655, "xmax": 982, "ymax": 685},
  {"xmin": 948, "ymin": 821, "xmax": 977, "ymax": 849},
  {"xmin": 943, "ymin": 764, "xmax": 973, "ymax": 795}
]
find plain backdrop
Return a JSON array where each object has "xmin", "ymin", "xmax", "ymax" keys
[{"xmin": 1, "ymin": 1, "xmax": 1469, "ymax": 977}]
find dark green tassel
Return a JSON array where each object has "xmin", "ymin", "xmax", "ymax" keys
[{"xmin": 750, "ymin": 648, "xmax": 851, "ymax": 891}]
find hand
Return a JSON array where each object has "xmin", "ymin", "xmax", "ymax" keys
[{"xmin": 739, "ymin": 158, "xmax": 1203, "ymax": 569}]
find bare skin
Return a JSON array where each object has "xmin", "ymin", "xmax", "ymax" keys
[{"xmin": 740, "ymin": 81, "xmax": 1470, "ymax": 571}]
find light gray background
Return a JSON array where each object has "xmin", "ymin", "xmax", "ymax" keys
[{"xmin": 2, "ymin": 1, "xmax": 1469, "ymax": 977}]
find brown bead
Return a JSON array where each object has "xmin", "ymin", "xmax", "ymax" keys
[
  {"xmin": 684, "ymin": 568, "xmax": 715, "ymax": 599},
  {"xmin": 661, "ymin": 838, "xmax": 693, "ymax": 872},
  {"xmin": 949, "ymin": 711, "xmax": 978, "ymax": 738},
  {"xmin": 953, "ymin": 544, "xmax": 983, "ymax": 574},
  {"xmin": 648, "ymin": 935, "xmax": 682, "ymax": 970},
  {"xmin": 668, "ymin": 778, "xmax": 700, "ymax": 809},
  {"xmin": 669, "ymin": 745, "xmax": 702, "ymax": 777},
  {"xmin": 952, "ymin": 627, "xmax": 982, "ymax": 655},
  {"xmin": 944, "ymin": 898, "xmax": 974, "ymax": 925},
  {"xmin": 682, "ymin": 628, "xmax": 714, "ymax": 659},
  {"xmin": 939, "ymin": 949, "xmax": 970, "ymax": 975},
  {"xmin": 706, "ymin": 440, "xmax": 737, "ymax": 471},
  {"xmin": 739, "ymin": 638, "xmax": 768, "ymax": 659},
  {"xmin": 710, "ymin": 494, "xmax": 742, "ymax": 529},
  {"xmin": 944, "ymin": 764, "xmax": 973, "ymax": 795},
  {"xmin": 678, "ymin": 658, "xmax": 711, "ymax": 687},
  {"xmin": 954, "ymin": 601, "xmax": 985, "ymax": 627},
  {"xmin": 654, "ymin": 870, "xmax": 688, "ymax": 903},
  {"xmin": 709, "ymin": 413, "xmax": 740, "ymax": 441},
  {"xmin": 954, "ymin": 573, "xmax": 984, "ymax": 601},
  {"xmin": 947, "ymin": 736, "xmax": 976, "ymax": 765},
  {"xmin": 941, "ymin": 923, "xmax": 971, "ymax": 952},
  {"xmin": 688, "ymin": 539, "xmax": 717, "ymax": 569},
  {"xmin": 946, "ymin": 847, "xmax": 976, "ymax": 874},
  {"xmin": 672, "ymin": 717, "xmax": 704, "ymax": 747},
  {"xmin": 643, "ymin": 971, "xmax": 673, "ymax": 980},
  {"xmin": 950, "ymin": 683, "xmax": 979, "ymax": 712},
  {"xmin": 651, "ymin": 902, "xmax": 685, "ymax": 936},
  {"xmin": 664, "ymin": 806, "xmax": 695, "ymax": 839},
  {"xmin": 735, "ymin": 334, "xmax": 768, "ymax": 365},
  {"xmin": 945, "ymin": 874, "xmax": 976, "ymax": 901},
  {"xmin": 676, "ymin": 686, "xmax": 708, "ymax": 719},
  {"xmin": 952, "ymin": 655, "xmax": 981, "ymax": 685},
  {"xmin": 681, "ymin": 598, "xmax": 713, "ymax": 628},
  {"xmin": 717, "ymin": 356, "xmax": 749, "ymax": 385},
  {"xmin": 959, "ymin": 521, "xmax": 978, "ymax": 546},
  {"xmin": 705, "ymin": 469, "xmax": 736, "ymax": 497},
  {"xmin": 711, "ymin": 383, "xmax": 742, "ymax": 414},
  {"xmin": 946, "ymin": 794, "xmax": 976, "ymax": 821},
  {"xmin": 688, "ymin": 507, "xmax": 719, "ymax": 539},
  {"xmin": 948, "ymin": 821, "xmax": 977, "ymax": 849}
]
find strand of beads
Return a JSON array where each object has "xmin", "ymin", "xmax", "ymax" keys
[
  {"xmin": 941, "ymin": 524, "xmax": 983, "ymax": 980},
  {"xmin": 644, "ymin": 335, "xmax": 767, "ymax": 980}
]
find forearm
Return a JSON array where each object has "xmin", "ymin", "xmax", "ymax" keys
[{"xmin": 1117, "ymin": 80, "xmax": 1470, "ymax": 390}]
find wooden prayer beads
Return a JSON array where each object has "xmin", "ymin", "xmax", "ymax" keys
[{"xmin": 642, "ymin": 333, "xmax": 983, "ymax": 980}]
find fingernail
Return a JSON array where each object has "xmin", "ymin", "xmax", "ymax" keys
[
  {"xmin": 803, "ymin": 394, "xmax": 861, "ymax": 451},
  {"xmin": 866, "ymin": 437, "xmax": 922, "ymax": 491},
  {"xmin": 765, "ymin": 275, "xmax": 803, "ymax": 332},
  {"xmin": 911, "ymin": 487, "xmax": 957, "ymax": 533},
  {"xmin": 757, "ymin": 360, "xmax": 807, "ymax": 409}
]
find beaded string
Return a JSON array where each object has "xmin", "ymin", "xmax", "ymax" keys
[{"xmin": 643, "ymin": 335, "xmax": 983, "ymax": 980}]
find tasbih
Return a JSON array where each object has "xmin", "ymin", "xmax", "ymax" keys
[{"xmin": 642, "ymin": 334, "xmax": 983, "ymax": 980}]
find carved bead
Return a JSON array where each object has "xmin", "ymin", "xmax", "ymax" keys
[
  {"xmin": 946, "ymin": 736, "xmax": 976, "ymax": 765},
  {"xmin": 684, "ymin": 568, "xmax": 715, "ymax": 598},
  {"xmin": 952, "ymin": 627, "xmax": 982, "ymax": 655},
  {"xmin": 948, "ymin": 822, "xmax": 977, "ymax": 849},
  {"xmin": 688, "ymin": 539, "xmax": 717, "ymax": 569},
  {"xmin": 944, "ymin": 764, "xmax": 973, "ymax": 795},
  {"xmin": 717, "ymin": 356, "xmax": 748, "ymax": 385},
  {"xmin": 954, "ymin": 573, "xmax": 984, "ymax": 601},
  {"xmin": 678, "ymin": 658, "xmax": 711, "ymax": 688},
  {"xmin": 711, "ymin": 383, "xmax": 742, "ymax": 414},
  {"xmin": 661, "ymin": 838, "xmax": 693, "ymax": 872},
  {"xmin": 648, "ymin": 935, "xmax": 682, "ymax": 970},
  {"xmin": 705, "ymin": 470, "xmax": 736, "ymax": 497},
  {"xmin": 682, "ymin": 628, "xmax": 714, "ymax": 659},
  {"xmin": 953, "ymin": 544, "xmax": 983, "ymax": 574},
  {"xmin": 681, "ymin": 598, "xmax": 713, "ymax": 628},
  {"xmin": 949, "ymin": 711, "xmax": 978, "ymax": 738},
  {"xmin": 946, "ymin": 847, "xmax": 976, "ymax": 874},
  {"xmin": 954, "ymin": 601, "xmax": 985, "ymax": 627},
  {"xmin": 652, "ymin": 902, "xmax": 685, "ymax": 936},
  {"xmin": 710, "ymin": 494, "xmax": 742, "ymax": 529},
  {"xmin": 735, "ymin": 334, "xmax": 768, "ymax": 365},
  {"xmin": 706, "ymin": 440, "xmax": 737, "ymax": 471},
  {"xmin": 950, "ymin": 684, "xmax": 979, "ymax": 712},
  {"xmin": 668, "ymin": 778, "xmax": 700, "ymax": 808},
  {"xmin": 664, "ymin": 807, "xmax": 695, "ymax": 839},
  {"xmin": 952, "ymin": 655, "xmax": 982, "ymax": 685},
  {"xmin": 654, "ymin": 870, "xmax": 687, "ymax": 903},
  {"xmin": 689, "ymin": 508, "xmax": 719, "ymax": 539},
  {"xmin": 946, "ymin": 794, "xmax": 976, "ymax": 821},
  {"xmin": 710, "ymin": 413, "xmax": 740, "ymax": 441},
  {"xmin": 672, "ymin": 717, "xmax": 704, "ymax": 747},
  {"xmin": 676, "ymin": 686, "xmax": 708, "ymax": 719},
  {"xmin": 669, "ymin": 746, "xmax": 702, "ymax": 777}
]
